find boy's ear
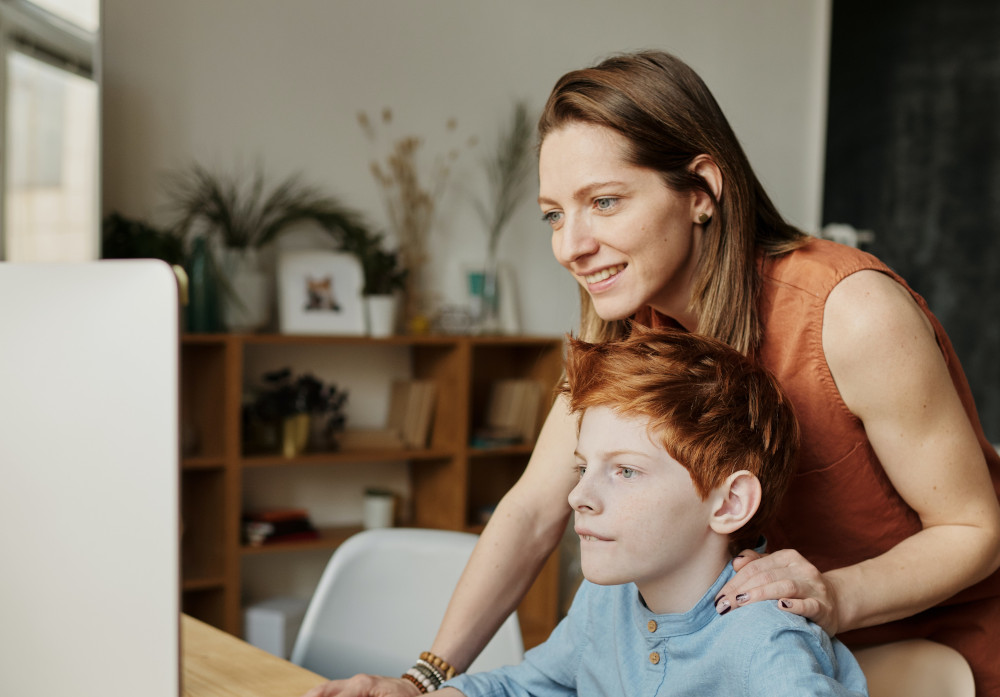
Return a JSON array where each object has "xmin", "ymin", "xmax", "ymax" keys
[{"xmin": 708, "ymin": 470, "xmax": 761, "ymax": 536}]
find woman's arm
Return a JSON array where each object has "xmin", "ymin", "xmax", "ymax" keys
[
  {"xmin": 301, "ymin": 396, "xmax": 579, "ymax": 697},
  {"xmin": 429, "ymin": 394, "xmax": 579, "ymax": 669},
  {"xmin": 717, "ymin": 270, "xmax": 1000, "ymax": 634}
]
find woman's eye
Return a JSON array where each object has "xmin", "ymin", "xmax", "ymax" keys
[
  {"xmin": 574, "ymin": 464, "xmax": 587, "ymax": 479},
  {"xmin": 542, "ymin": 210, "xmax": 563, "ymax": 226},
  {"xmin": 619, "ymin": 467, "xmax": 636, "ymax": 479},
  {"xmin": 594, "ymin": 197, "xmax": 618, "ymax": 212}
]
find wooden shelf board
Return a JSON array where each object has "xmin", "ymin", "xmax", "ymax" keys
[
  {"xmin": 180, "ymin": 333, "xmax": 230, "ymax": 345},
  {"xmin": 183, "ymin": 332, "xmax": 563, "ymax": 347},
  {"xmin": 182, "ymin": 456, "xmax": 226, "ymax": 470},
  {"xmin": 240, "ymin": 525, "xmax": 364, "ymax": 556},
  {"xmin": 233, "ymin": 333, "xmax": 460, "ymax": 347},
  {"xmin": 183, "ymin": 576, "xmax": 226, "ymax": 592},
  {"xmin": 467, "ymin": 443, "xmax": 535, "ymax": 457},
  {"xmin": 240, "ymin": 447, "xmax": 455, "ymax": 467}
]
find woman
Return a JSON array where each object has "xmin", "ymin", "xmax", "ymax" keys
[{"xmin": 307, "ymin": 51, "xmax": 1000, "ymax": 696}]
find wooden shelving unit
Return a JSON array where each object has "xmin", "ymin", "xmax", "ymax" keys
[{"xmin": 179, "ymin": 333, "xmax": 564, "ymax": 650}]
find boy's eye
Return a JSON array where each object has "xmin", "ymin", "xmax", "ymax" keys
[
  {"xmin": 619, "ymin": 467, "xmax": 636, "ymax": 479},
  {"xmin": 574, "ymin": 464, "xmax": 586, "ymax": 478}
]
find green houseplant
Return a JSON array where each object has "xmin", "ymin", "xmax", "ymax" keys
[{"xmin": 164, "ymin": 163, "xmax": 373, "ymax": 332}]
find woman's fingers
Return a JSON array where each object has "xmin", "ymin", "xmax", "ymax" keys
[
  {"xmin": 714, "ymin": 549, "xmax": 766, "ymax": 611},
  {"xmin": 714, "ymin": 549, "xmax": 839, "ymax": 635},
  {"xmin": 730, "ymin": 548, "xmax": 764, "ymax": 572}
]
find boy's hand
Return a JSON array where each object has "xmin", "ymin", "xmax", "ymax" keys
[
  {"xmin": 301, "ymin": 675, "xmax": 420, "ymax": 697},
  {"xmin": 714, "ymin": 548, "xmax": 842, "ymax": 636}
]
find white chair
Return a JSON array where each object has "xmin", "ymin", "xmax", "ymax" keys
[
  {"xmin": 854, "ymin": 639, "xmax": 975, "ymax": 697},
  {"xmin": 291, "ymin": 528, "xmax": 525, "ymax": 680}
]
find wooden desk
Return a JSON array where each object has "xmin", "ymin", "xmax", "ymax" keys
[{"xmin": 183, "ymin": 614, "xmax": 327, "ymax": 697}]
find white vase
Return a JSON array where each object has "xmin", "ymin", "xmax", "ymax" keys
[
  {"xmin": 362, "ymin": 493, "xmax": 395, "ymax": 529},
  {"xmin": 365, "ymin": 294, "xmax": 398, "ymax": 337},
  {"xmin": 221, "ymin": 248, "xmax": 270, "ymax": 332}
]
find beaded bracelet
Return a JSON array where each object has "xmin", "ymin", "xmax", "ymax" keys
[
  {"xmin": 419, "ymin": 650, "xmax": 458, "ymax": 680},
  {"xmin": 402, "ymin": 669, "xmax": 432, "ymax": 693},
  {"xmin": 414, "ymin": 660, "xmax": 446, "ymax": 687}
]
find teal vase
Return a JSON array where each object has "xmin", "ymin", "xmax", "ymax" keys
[{"xmin": 186, "ymin": 237, "xmax": 222, "ymax": 333}]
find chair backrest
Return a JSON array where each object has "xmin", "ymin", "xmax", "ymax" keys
[
  {"xmin": 291, "ymin": 528, "xmax": 524, "ymax": 679},
  {"xmin": 853, "ymin": 639, "xmax": 975, "ymax": 697}
]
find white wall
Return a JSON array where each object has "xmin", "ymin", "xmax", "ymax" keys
[
  {"xmin": 101, "ymin": 0, "xmax": 831, "ymax": 608},
  {"xmin": 102, "ymin": 0, "xmax": 831, "ymax": 337}
]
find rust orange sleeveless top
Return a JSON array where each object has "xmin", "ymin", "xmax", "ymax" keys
[{"xmin": 637, "ymin": 238, "xmax": 1000, "ymax": 694}]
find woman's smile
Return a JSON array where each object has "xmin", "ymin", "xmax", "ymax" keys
[{"xmin": 582, "ymin": 264, "xmax": 626, "ymax": 287}]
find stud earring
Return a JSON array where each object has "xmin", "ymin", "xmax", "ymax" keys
[{"xmin": 697, "ymin": 212, "xmax": 711, "ymax": 224}]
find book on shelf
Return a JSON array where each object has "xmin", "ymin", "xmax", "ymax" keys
[
  {"xmin": 243, "ymin": 508, "xmax": 319, "ymax": 546},
  {"xmin": 338, "ymin": 428, "xmax": 406, "ymax": 451},
  {"xmin": 386, "ymin": 379, "xmax": 437, "ymax": 449},
  {"xmin": 472, "ymin": 379, "xmax": 544, "ymax": 448}
]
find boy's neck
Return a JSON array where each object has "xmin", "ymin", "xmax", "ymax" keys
[{"xmin": 635, "ymin": 538, "xmax": 731, "ymax": 614}]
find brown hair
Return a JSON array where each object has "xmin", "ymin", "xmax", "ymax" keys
[
  {"xmin": 559, "ymin": 325, "xmax": 799, "ymax": 552},
  {"xmin": 539, "ymin": 50, "xmax": 807, "ymax": 355}
]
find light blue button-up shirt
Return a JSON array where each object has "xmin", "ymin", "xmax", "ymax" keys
[{"xmin": 446, "ymin": 563, "xmax": 868, "ymax": 697}]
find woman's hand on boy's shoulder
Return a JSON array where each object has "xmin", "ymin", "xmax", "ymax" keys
[
  {"xmin": 714, "ymin": 549, "xmax": 843, "ymax": 636},
  {"xmin": 301, "ymin": 675, "xmax": 421, "ymax": 697}
]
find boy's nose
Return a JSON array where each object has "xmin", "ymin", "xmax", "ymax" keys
[{"xmin": 568, "ymin": 477, "xmax": 598, "ymax": 513}]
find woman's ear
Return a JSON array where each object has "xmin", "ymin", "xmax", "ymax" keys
[
  {"xmin": 708, "ymin": 470, "xmax": 761, "ymax": 536},
  {"xmin": 689, "ymin": 154, "xmax": 723, "ymax": 221}
]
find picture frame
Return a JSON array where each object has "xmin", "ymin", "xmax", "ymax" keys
[{"xmin": 277, "ymin": 250, "xmax": 366, "ymax": 335}]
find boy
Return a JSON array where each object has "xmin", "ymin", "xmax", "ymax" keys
[{"xmin": 434, "ymin": 327, "xmax": 868, "ymax": 697}]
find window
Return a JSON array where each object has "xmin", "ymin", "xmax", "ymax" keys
[
  {"xmin": 26, "ymin": 0, "xmax": 98, "ymax": 33},
  {"xmin": 0, "ymin": 0, "xmax": 99, "ymax": 262}
]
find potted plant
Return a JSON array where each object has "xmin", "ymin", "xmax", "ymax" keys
[
  {"xmin": 164, "ymin": 163, "xmax": 370, "ymax": 332},
  {"xmin": 334, "ymin": 226, "xmax": 408, "ymax": 335},
  {"xmin": 242, "ymin": 367, "xmax": 349, "ymax": 456}
]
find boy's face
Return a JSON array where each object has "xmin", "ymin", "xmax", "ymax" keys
[{"xmin": 569, "ymin": 405, "xmax": 721, "ymax": 611}]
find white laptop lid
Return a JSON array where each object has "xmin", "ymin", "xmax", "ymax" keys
[{"xmin": 0, "ymin": 260, "xmax": 180, "ymax": 697}]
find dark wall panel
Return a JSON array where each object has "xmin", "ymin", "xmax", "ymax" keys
[{"xmin": 823, "ymin": 0, "xmax": 1000, "ymax": 442}]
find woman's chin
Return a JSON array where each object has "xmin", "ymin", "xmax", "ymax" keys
[{"xmin": 591, "ymin": 298, "xmax": 640, "ymax": 323}]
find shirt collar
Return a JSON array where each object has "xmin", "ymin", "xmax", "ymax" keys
[{"xmin": 630, "ymin": 562, "xmax": 734, "ymax": 638}]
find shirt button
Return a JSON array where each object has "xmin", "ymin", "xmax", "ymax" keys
[
  {"xmin": 647, "ymin": 620, "xmax": 657, "ymax": 632},
  {"xmin": 649, "ymin": 652, "xmax": 660, "ymax": 665}
]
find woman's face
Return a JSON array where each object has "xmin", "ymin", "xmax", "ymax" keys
[{"xmin": 538, "ymin": 122, "xmax": 704, "ymax": 325}]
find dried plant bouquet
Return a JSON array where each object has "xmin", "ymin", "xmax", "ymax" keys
[{"xmin": 358, "ymin": 108, "xmax": 469, "ymax": 328}]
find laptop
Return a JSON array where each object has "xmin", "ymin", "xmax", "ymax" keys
[{"xmin": 0, "ymin": 260, "xmax": 181, "ymax": 697}]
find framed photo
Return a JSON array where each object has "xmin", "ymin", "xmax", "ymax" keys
[{"xmin": 277, "ymin": 250, "xmax": 366, "ymax": 335}]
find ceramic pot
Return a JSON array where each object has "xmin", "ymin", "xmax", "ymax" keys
[
  {"xmin": 222, "ymin": 247, "xmax": 270, "ymax": 332},
  {"xmin": 365, "ymin": 294, "xmax": 398, "ymax": 337}
]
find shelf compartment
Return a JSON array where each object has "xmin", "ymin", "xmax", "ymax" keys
[
  {"xmin": 181, "ymin": 469, "xmax": 226, "ymax": 582},
  {"xmin": 182, "ymin": 586, "xmax": 226, "ymax": 629},
  {"xmin": 240, "ymin": 525, "xmax": 364, "ymax": 556},
  {"xmin": 180, "ymin": 340, "xmax": 228, "ymax": 459},
  {"xmin": 466, "ymin": 454, "xmax": 526, "ymax": 529}
]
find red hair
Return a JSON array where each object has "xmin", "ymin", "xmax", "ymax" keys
[{"xmin": 560, "ymin": 325, "xmax": 799, "ymax": 551}]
